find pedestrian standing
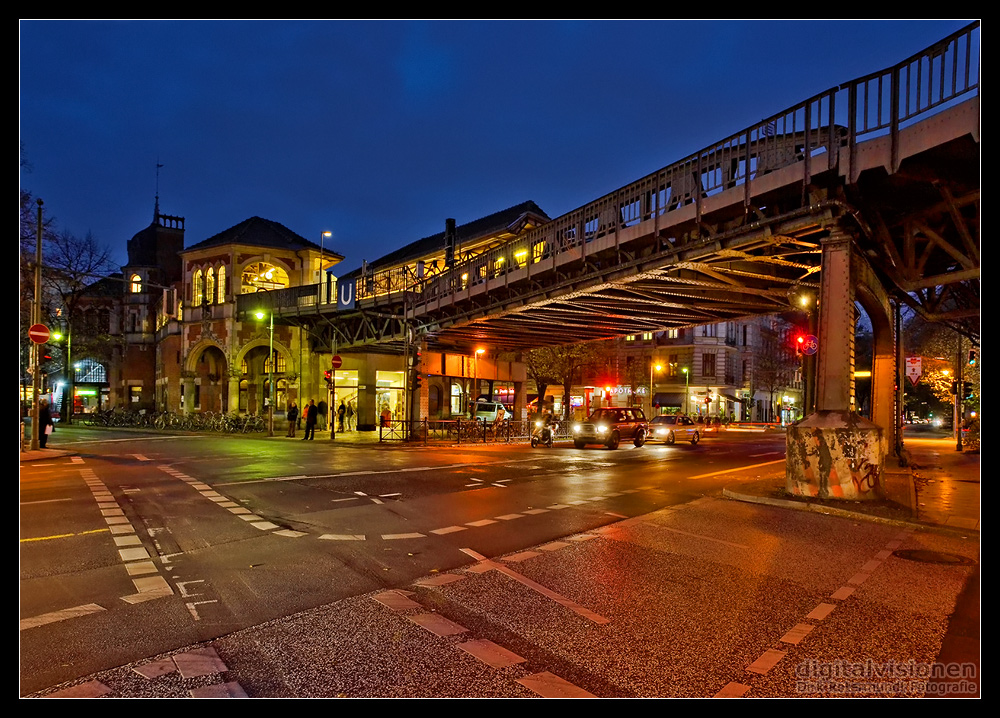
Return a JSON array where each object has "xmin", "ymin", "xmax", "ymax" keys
[
  {"xmin": 317, "ymin": 400, "xmax": 328, "ymax": 431},
  {"xmin": 337, "ymin": 400, "xmax": 346, "ymax": 432},
  {"xmin": 286, "ymin": 401, "xmax": 298, "ymax": 438},
  {"xmin": 303, "ymin": 399, "xmax": 318, "ymax": 440},
  {"xmin": 347, "ymin": 401, "xmax": 356, "ymax": 431},
  {"xmin": 38, "ymin": 399, "xmax": 54, "ymax": 449}
]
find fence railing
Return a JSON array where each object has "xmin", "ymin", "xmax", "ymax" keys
[
  {"xmin": 402, "ymin": 22, "xmax": 978, "ymax": 309},
  {"xmin": 379, "ymin": 418, "xmax": 575, "ymax": 444}
]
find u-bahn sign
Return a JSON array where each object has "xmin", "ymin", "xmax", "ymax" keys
[
  {"xmin": 28, "ymin": 324, "xmax": 50, "ymax": 344},
  {"xmin": 337, "ymin": 279, "xmax": 356, "ymax": 311}
]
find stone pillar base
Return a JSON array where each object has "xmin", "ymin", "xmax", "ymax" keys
[{"xmin": 786, "ymin": 410, "xmax": 886, "ymax": 500}]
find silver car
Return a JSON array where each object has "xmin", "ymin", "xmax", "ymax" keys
[{"xmin": 649, "ymin": 414, "xmax": 700, "ymax": 445}]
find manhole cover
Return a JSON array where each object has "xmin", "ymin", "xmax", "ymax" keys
[{"xmin": 893, "ymin": 549, "xmax": 976, "ymax": 565}]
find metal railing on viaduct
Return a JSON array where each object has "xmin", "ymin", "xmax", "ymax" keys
[{"xmin": 241, "ymin": 22, "xmax": 979, "ymax": 350}]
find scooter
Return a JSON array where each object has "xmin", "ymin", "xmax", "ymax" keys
[{"xmin": 530, "ymin": 419, "xmax": 557, "ymax": 448}]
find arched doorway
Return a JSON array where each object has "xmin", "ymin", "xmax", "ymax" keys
[
  {"xmin": 192, "ymin": 345, "xmax": 228, "ymax": 413},
  {"xmin": 240, "ymin": 344, "xmax": 288, "ymax": 416}
]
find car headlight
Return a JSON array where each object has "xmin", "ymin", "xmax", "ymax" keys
[
  {"xmin": 597, "ymin": 424, "xmax": 607, "ymax": 433},
  {"xmin": 535, "ymin": 421, "xmax": 542, "ymax": 428},
  {"xmin": 573, "ymin": 424, "xmax": 581, "ymax": 433}
]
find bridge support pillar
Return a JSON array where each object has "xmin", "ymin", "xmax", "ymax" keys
[{"xmin": 786, "ymin": 228, "xmax": 892, "ymax": 500}]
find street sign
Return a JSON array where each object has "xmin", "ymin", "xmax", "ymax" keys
[
  {"xmin": 800, "ymin": 334, "xmax": 819, "ymax": 355},
  {"xmin": 28, "ymin": 324, "xmax": 50, "ymax": 344},
  {"xmin": 905, "ymin": 356, "xmax": 922, "ymax": 386},
  {"xmin": 331, "ymin": 355, "xmax": 342, "ymax": 369}
]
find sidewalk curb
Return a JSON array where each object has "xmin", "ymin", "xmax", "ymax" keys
[{"xmin": 722, "ymin": 486, "xmax": 980, "ymax": 539}]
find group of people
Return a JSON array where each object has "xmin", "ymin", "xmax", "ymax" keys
[{"xmin": 285, "ymin": 398, "xmax": 356, "ymax": 438}]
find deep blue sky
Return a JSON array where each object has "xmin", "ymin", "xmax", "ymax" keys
[{"xmin": 19, "ymin": 20, "xmax": 972, "ymax": 274}]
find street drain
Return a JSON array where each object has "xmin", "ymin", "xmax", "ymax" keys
[{"xmin": 893, "ymin": 549, "xmax": 976, "ymax": 565}]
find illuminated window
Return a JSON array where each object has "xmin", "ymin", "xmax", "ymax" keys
[
  {"xmin": 241, "ymin": 262, "xmax": 289, "ymax": 293},
  {"xmin": 626, "ymin": 335, "xmax": 635, "ymax": 342},
  {"xmin": 642, "ymin": 332, "xmax": 653, "ymax": 341},
  {"xmin": 205, "ymin": 267, "xmax": 215, "ymax": 305},
  {"xmin": 130, "ymin": 273, "xmax": 142, "ymax": 293},
  {"xmin": 193, "ymin": 270, "xmax": 204, "ymax": 305},
  {"xmin": 264, "ymin": 349, "xmax": 286, "ymax": 373},
  {"xmin": 532, "ymin": 241, "xmax": 545, "ymax": 263},
  {"xmin": 667, "ymin": 329, "xmax": 678, "ymax": 338},
  {"xmin": 217, "ymin": 265, "xmax": 226, "ymax": 303}
]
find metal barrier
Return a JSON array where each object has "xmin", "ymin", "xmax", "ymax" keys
[{"xmin": 379, "ymin": 418, "xmax": 576, "ymax": 444}]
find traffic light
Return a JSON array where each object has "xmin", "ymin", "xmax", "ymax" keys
[
  {"xmin": 962, "ymin": 382, "xmax": 974, "ymax": 400},
  {"xmin": 794, "ymin": 334, "xmax": 805, "ymax": 355},
  {"xmin": 324, "ymin": 370, "xmax": 332, "ymax": 384},
  {"xmin": 968, "ymin": 349, "xmax": 977, "ymax": 366}
]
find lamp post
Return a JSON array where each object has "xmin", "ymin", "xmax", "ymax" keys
[
  {"xmin": 649, "ymin": 361, "xmax": 662, "ymax": 417},
  {"xmin": 474, "ymin": 347, "xmax": 485, "ymax": 413},
  {"xmin": 256, "ymin": 310, "xmax": 274, "ymax": 436},
  {"xmin": 682, "ymin": 367, "xmax": 690, "ymax": 415},
  {"xmin": 320, "ymin": 231, "xmax": 332, "ymax": 303}
]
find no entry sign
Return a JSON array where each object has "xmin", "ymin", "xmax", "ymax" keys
[
  {"xmin": 331, "ymin": 355, "xmax": 342, "ymax": 369},
  {"xmin": 28, "ymin": 324, "xmax": 50, "ymax": 344}
]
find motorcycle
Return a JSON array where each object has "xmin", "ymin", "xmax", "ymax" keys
[{"xmin": 530, "ymin": 419, "xmax": 557, "ymax": 448}]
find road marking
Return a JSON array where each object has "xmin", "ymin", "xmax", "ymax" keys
[
  {"xmin": 185, "ymin": 599, "xmax": 219, "ymax": 621},
  {"xmin": 688, "ymin": 459, "xmax": 785, "ymax": 479},
  {"xmin": 471, "ymin": 558, "xmax": 609, "ymax": 625},
  {"xmin": 319, "ymin": 534, "xmax": 366, "ymax": 541},
  {"xmin": 20, "ymin": 603, "xmax": 105, "ymax": 631},
  {"xmin": 20, "ymin": 527, "xmax": 109, "ymax": 542},
  {"xmin": 383, "ymin": 533, "xmax": 426, "ymax": 540},
  {"xmin": 516, "ymin": 671, "xmax": 596, "ymax": 698}
]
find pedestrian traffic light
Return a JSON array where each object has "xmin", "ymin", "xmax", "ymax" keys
[
  {"xmin": 968, "ymin": 349, "xmax": 977, "ymax": 366},
  {"xmin": 413, "ymin": 373, "xmax": 423, "ymax": 391},
  {"xmin": 794, "ymin": 334, "xmax": 805, "ymax": 355}
]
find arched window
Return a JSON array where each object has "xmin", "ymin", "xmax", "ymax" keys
[
  {"xmin": 205, "ymin": 267, "xmax": 216, "ymax": 305},
  {"xmin": 217, "ymin": 265, "xmax": 227, "ymax": 304},
  {"xmin": 193, "ymin": 270, "xmax": 204, "ymax": 305},
  {"xmin": 130, "ymin": 273, "xmax": 142, "ymax": 293},
  {"xmin": 241, "ymin": 262, "xmax": 289, "ymax": 293}
]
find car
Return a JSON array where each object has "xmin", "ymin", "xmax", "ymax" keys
[
  {"xmin": 572, "ymin": 407, "xmax": 648, "ymax": 449},
  {"xmin": 648, "ymin": 414, "xmax": 700, "ymax": 445}
]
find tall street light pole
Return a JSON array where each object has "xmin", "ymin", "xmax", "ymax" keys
[
  {"xmin": 320, "ymin": 231, "xmax": 332, "ymax": 303},
  {"xmin": 256, "ymin": 310, "xmax": 274, "ymax": 436},
  {"xmin": 682, "ymin": 367, "xmax": 690, "ymax": 416},
  {"xmin": 649, "ymin": 361, "xmax": 662, "ymax": 417},
  {"xmin": 30, "ymin": 199, "xmax": 43, "ymax": 450}
]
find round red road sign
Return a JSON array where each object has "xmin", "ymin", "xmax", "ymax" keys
[
  {"xmin": 331, "ymin": 355, "xmax": 342, "ymax": 369},
  {"xmin": 28, "ymin": 324, "xmax": 50, "ymax": 344}
]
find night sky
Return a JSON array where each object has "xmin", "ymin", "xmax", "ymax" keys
[{"xmin": 19, "ymin": 20, "xmax": 972, "ymax": 275}]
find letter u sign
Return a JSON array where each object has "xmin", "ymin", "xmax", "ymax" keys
[{"xmin": 337, "ymin": 279, "xmax": 356, "ymax": 311}]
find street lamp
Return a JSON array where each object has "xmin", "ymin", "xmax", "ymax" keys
[
  {"xmin": 320, "ymin": 231, "xmax": 332, "ymax": 303},
  {"xmin": 474, "ymin": 347, "xmax": 485, "ymax": 411},
  {"xmin": 682, "ymin": 367, "xmax": 690, "ymax": 415},
  {"xmin": 255, "ymin": 310, "xmax": 274, "ymax": 436},
  {"xmin": 650, "ymin": 361, "xmax": 663, "ymax": 417}
]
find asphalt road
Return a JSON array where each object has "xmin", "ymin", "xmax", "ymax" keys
[{"xmin": 20, "ymin": 426, "xmax": 977, "ymax": 697}]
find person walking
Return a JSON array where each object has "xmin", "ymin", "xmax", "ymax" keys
[
  {"xmin": 346, "ymin": 401, "xmax": 356, "ymax": 431},
  {"xmin": 337, "ymin": 400, "xmax": 346, "ymax": 432},
  {"xmin": 303, "ymin": 399, "xmax": 318, "ymax": 440},
  {"xmin": 286, "ymin": 400, "xmax": 298, "ymax": 438},
  {"xmin": 38, "ymin": 399, "xmax": 54, "ymax": 449}
]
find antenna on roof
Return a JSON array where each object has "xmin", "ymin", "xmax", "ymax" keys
[{"xmin": 154, "ymin": 159, "xmax": 164, "ymax": 221}]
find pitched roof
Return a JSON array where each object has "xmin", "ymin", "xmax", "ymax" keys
[
  {"xmin": 183, "ymin": 216, "xmax": 344, "ymax": 259},
  {"xmin": 345, "ymin": 200, "xmax": 549, "ymax": 277}
]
